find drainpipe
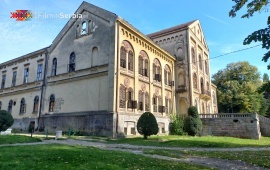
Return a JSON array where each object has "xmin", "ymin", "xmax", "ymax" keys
[{"xmin": 37, "ymin": 49, "xmax": 49, "ymax": 131}]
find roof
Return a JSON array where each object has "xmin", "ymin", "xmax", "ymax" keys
[{"xmin": 147, "ymin": 20, "xmax": 197, "ymax": 38}]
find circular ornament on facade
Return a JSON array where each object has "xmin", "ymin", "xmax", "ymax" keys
[
  {"xmin": 141, "ymin": 83, "xmax": 146, "ymax": 92},
  {"xmin": 155, "ymin": 88, "xmax": 159, "ymax": 96},
  {"xmin": 124, "ymin": 78, "xmax": 130, "ymax": 87}
]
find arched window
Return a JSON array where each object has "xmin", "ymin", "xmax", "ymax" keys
[
  {"xmin": 153, "ymin": 59, "xmax": 161, "ymax": 82},
  {"xmin": 8, "ymin": 100, "xmax": 13, "ymax": 114},
  {"xmin": 205, "ymin": 60, "xmax": 209, "ymax": 75},
  {"xmin": 69, "ymin": 52, "xmax": 76, "ymax": 72},
  {"xmin": 164, "ymin": 65, "xmax": 171, "ymax": 86},
  {"xmin": 49, "ymin": 94, "xmax": 55, "ymax": 112},
  {"xmin": 200, "ymin": 78, "xmax": 204, "ymax": 94},
  {"xmin": 0, "ymin": 101, "xmax": 2, "ymax": 110},
  {"xmin": 213, "ymin": 92, "xmax": 217, "ymax": 105},
  {"xmin": 81, "ymin": 21, "xmax": 87, "ymax": 35},
  {"xmin": 145, "ymin": 92, "xmax": 150, "ymax": 111},
  {"xmin": 199, "ymin": 54, "xmax": 202, "ymax": 70},
  {"xmin": 158, "ymin": 96, "xmax": 163, "ymax": 113},
  {"xmin": 120, "ymin": 47, "xmax": 126, "ymax": 68},
  {"xmin": 193, "ymin": 73, "xmax": 197, "ymax": 89},
  {"xmin": 191, "ymin": 47, "xmax": 195, "ymax": 64},
  {"xmin": 128, "ymin": 51, "xmax": 134, "ymax": 71},
  {"xmin": 165, "ymin": 98, "xmax": 169, "ymax": 114},
  {"xmin": 119, "ymin": 85, "xmax": 126, "ymax": 108},
  {"xmin": 127, "ymin": 88, "xmax": 133, "ymax": 108},
  {"xmin": 138, "ymin": 91, "xmax": 143, "ymax": 111},
  {"xmin": 144, "ymin": 59, "xmax": 149, "ymax": 77},
  {"xmin": 139, "ymin": 56, "xmax": 143, "ymax": 75},
  {"xmin": 52, "ymin": 58, "xmax": 57, "ymax": 76},
  {"xmin": 20, "ymin": 98, "xmax": 26, "ymax": 114},
  {"xmin": 153, "ymin": 95, "xmax": 157, "ymax": 112},
  {"xmin": 33, "ymin": 96, "xmax": 39, "ymax": 112}
]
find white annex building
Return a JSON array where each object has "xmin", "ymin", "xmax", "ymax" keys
[{"xmin": 0, "ymin": 2, "xmax": 217, "ymax": 137}]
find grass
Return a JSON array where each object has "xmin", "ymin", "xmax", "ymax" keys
[
  {"xmin": 143, "ymin": 149, "xmax": 270, "ymax": 168},
  {"xmin": 106, "ymin": 135, "xmax": 270, "ymax": 148},
  {"xmin": 0, "ymin": 135, "xmax": 41, "ymax": 144},
  {"xmin": 0, "ymin": 144, "xmax": 211, "ymax": 170}
]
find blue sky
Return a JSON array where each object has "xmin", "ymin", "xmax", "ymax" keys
[{"xmin": 0, "ymin": 0, "xmax": 269, "ymax": 77}]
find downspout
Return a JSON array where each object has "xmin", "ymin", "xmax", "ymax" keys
[
  {"xmin": 186, "ymin": 29, "xmax": 192, "ymax": 106},
  {"xmin": 115, "ymin": 20, "xmax": 120, "ymax": 137},
  {"xmin": 37, "ymin": 49, "xmax": 49, "ymax": 131}
]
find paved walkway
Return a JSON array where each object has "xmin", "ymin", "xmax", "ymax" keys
[{"xmin": 1, "ymin": 139, "xmax": 270, "ymax": 170}]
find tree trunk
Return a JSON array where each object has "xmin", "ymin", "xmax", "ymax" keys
[{"xmin": 143, "ymin": 134, "xmax": 147, "ymax": 139}]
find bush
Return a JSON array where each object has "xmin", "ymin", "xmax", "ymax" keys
[
  {"xmin": 0, "ymin": 110, "xmax": 14, "ymax": 131},
  {"xmin": 169, "ymin": 114, "xmax": 186, "ymax": 135},
  {"xmin": 184, "ymin": 106, "xmax": 202, "ymax": 136},
  {"xmin": 137, "ymin": 112, "xmax": 159, "ymax": 139}
]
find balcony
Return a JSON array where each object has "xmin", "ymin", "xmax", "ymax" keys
[
  {"xmin": 200, "ymin": 89, "xmax": 211, "ymax": 101},
  {"xmin": 176, "ymin": 85, "xmax": 187, "ymax": 93}
]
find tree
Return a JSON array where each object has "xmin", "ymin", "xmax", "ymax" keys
[
  {"xmin": 212, "ymin": 61, "xmax": 267, "ymax": 115},
  {"xmin": 229, "ymin": 0, "xmax": 270, "ymax": 89},
  {"xmin": 0, "ymin": 110, "xmax": 14, "ymax": 131},
  {"xmin": 184, "ymin": 106, "xmax": 202, "ymax": 136},
  {"xmin": 263, "ymin": 73, "xmax": 269, "ymax": 82},
  {"xmin": 137, "ymin": 112, "xmax": 159, "ymax": 139}
]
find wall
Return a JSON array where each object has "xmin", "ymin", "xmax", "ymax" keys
[
  {"xmin": 258, "ymin": 115, "xmax": 270, "ymax": 137},
  {"xmin": 200, "ymin": 113, "xmax": 261, "ymax": 139}
]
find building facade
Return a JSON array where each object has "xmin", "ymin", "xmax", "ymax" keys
[{"xmin": 0, "ymin": 2, "xmax": 217, "ymax": 137}]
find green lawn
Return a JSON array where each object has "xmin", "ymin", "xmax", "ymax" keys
[
  {"xmin": 106, "ymin": 135, "xmax": 270, "ymax": 148},
  {"xmin": 0, "ymin": 135, "xmax": 41, "ymax": 144},
  {"xmin": 0, "ymin": 144, "xmax": 210, "ymax": 170},
  {"xmin": 143, "ymin": 149, "xmax": 270, "ymax": 168}
]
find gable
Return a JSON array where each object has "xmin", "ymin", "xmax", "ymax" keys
[{"xmin": 189, "ymin": 21, "xmax": 208, "ymax": 51}]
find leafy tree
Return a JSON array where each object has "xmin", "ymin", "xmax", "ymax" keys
[
  {"xmin": 263, "ymin": 73, "xmax": 269, "ymax": 82},
  {"xmin": 0, "ymin": 110, "xmax": 14, "ymax": 131},
  {"xmin": 184, "ymin": 106, "xmax": 202, "ymax": 136},
  {"xmin": 137, "ymin": 112, "xmax": 159, "ymax": 139},
  {"xmin": 212, "ymin": 61, "xmax": 267, "ymax": 115},
  {"xmin": 169, "ymin": 114, "xmax": 186, "ymax": 135},
  {"xmin": 229, "ymin": 0, "xmax": 270, "ymax": 89}
]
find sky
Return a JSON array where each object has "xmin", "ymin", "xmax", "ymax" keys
[{"xmin": 0, "ymin": 0, "xmax": 269, "ymax": 78}]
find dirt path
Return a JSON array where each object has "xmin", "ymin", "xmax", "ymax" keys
[{"xmin": 1, "ymin": 139, "xmax": 269, "ymax": 170}]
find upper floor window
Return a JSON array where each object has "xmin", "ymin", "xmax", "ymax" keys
[
  {"xmin": 8, "ymin": 100, "xmax": 12, "ymax": 114},
  {"xmin": 128, "ymin": 51, "xmax": 134, "ymax": 71},
  {"xmin": 199, "ymin": 54, "xmax": 202, "ymax": 70},
  {"xmin": 81, "ymin": 21, "xmax": 87, "ymax": 35},
  {"xmin": 20, "ymin": 98, "xmax": 26, "ymax": 114},
  {"xmin": 127, "ymin": 88, "xmax": 133, "ymax": 108},
  {"xmin": 205, "ymin": 60, "xmax": 209, "ymax": 75},
  {"xmin": 213, "ymin": 92, "xmax": 217, "ymax": 105},
  {"xmin": 200, "ymin": 78, "xmax": 204, "ymax": 94},
  {"xmin": 153, "ymin": 59, "xmax": 161, "ymax": 82},
  {"xmin": 191, "ymin": 47, "xmax": 196, "ymax": 65},
  {"xmin": 24, "ymin": 68, "xmax": 29, "ymax": 84},
  {"xmin": 145, "ymin": 92, "xmax": 150, "ymax": 111},
  {"xmin": 120, "ymin": 47, "xmax": 126, "ymax": 68},
  {"xmin": 33, "ymin": 96, "xmax": 39, "ymax": 112},
  {"xmin": 36, "ymin": 64, "xmax": 43, "ymax": 81},
  {"xmin": 1, "ymin": 74, "xmax": 6, "ymax": 89},
  {"xmin": 68, "ymin": 52, "xmax": 76, "ymax": 72},
  {"xmin": 138, "ymin": 51, "xmax": 149, "ymax": 77},
  {"xmin": 11, "ymin": 71, "xmax": 17, "ymax": 87},
  {"xmin": 164, "ymin": 65, "xmax": 172, "ymax": 86},
  {"xmin": 52, "ymin": 58, "xmax": 57, "ymax": 76},
  {"xmin": 49, "ymin": 94, "xmax": 55, "ymax": 112},
  {"xmin": 138, "ymin": 91, "xmax": 143, "ymax": 111},
  {"xmin": 193, "ymin": 73, "xmax": 197, "ymax": 89}
]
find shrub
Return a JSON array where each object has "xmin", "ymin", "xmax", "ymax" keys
[
  {"xmin": 137, "ymin": 112, "xmax": 159, "ymax": 139},
  {"xmin": 184, "ymin": 106, "xmax": 202, "ymax": 136},
  {"xmin": 169, "ymin": 114, "xmax": 186, "ymax": 135},
  {"xmin": 0, "ymin": 110, "xmax": 14, "ymax": 131}
]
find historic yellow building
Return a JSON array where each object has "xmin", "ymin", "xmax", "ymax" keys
[{"xmin": 0, "ymin": 2, "xmax": 217, "ymax": 137}]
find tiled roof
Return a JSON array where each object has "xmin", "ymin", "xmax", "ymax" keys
[{"xmin": 147, "ymin": 20, "xmax": 197, "ymax": 38}]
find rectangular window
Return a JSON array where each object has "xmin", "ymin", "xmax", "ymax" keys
[
  {"xmin": 11, "ymin": 71, "xmax": 17, "ymax": 87},
  {"xmin": 24, "ymin": 68, "xmax": 29, "ymax": 84},
  {"xmin": 1, "ymin": 75, "xmax": 6, "ymax": 89},
  {"xmin": 36, "ymin": 64, "xmax": 43, "ymax": 81}
]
